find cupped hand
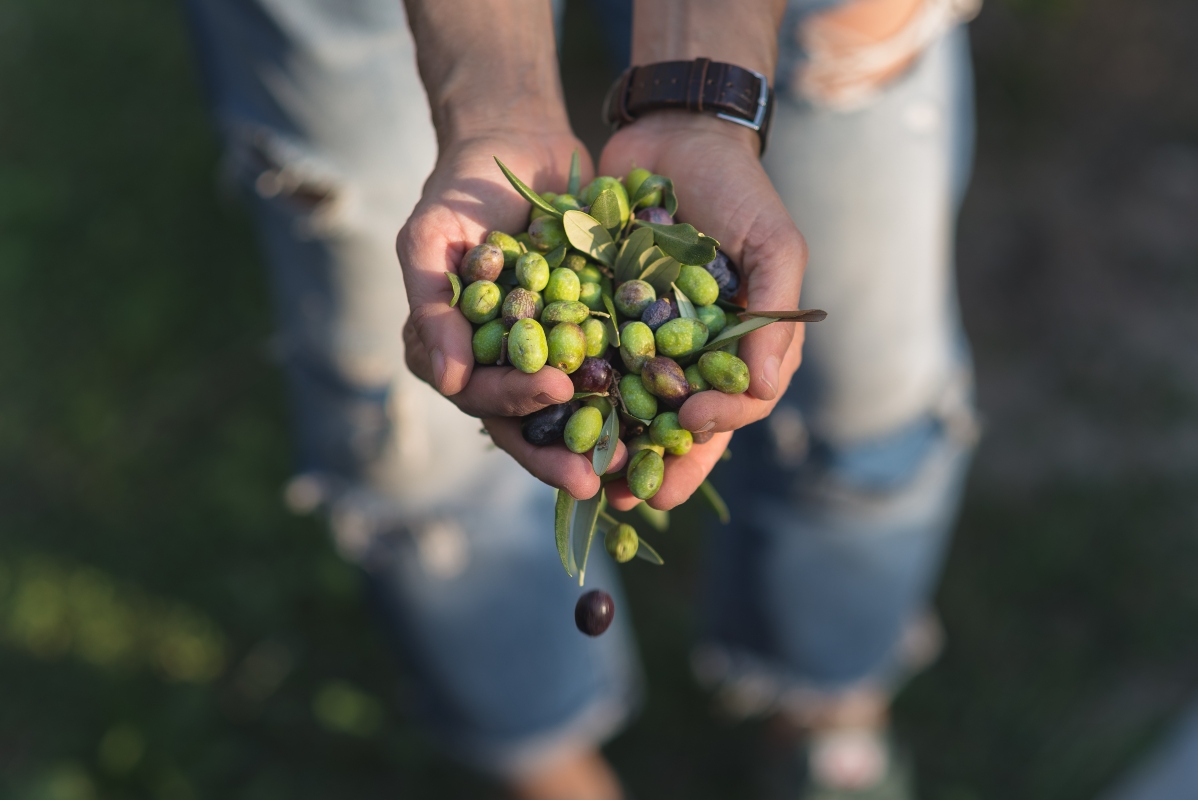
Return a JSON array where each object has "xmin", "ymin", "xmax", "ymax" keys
[
  {"xmin": 396, "ymin": 131, "xmax": 620, "ymax": 499},
  {"xmin": 598, "ymin": 113, "xmax": 810, "ymax": 510}
]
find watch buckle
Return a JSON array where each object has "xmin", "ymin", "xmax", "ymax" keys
[{"xmin": 716, "ymin": 67, "xmax": 770, "ymax": 132}]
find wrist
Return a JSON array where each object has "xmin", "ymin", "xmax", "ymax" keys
[
  {"xmin": 631, "ymin": 0, "xmax": 785, "ymax": 78},
  {"xmin": 617, "ymin": 110, "xmax": 760, "ymax": 159}
]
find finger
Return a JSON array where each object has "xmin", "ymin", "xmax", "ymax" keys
[
  {"xmin": 647, "ymin": 432, "xmax": 734, "ymax": 510},
  {"xmin": 604, "ymin": 481, "xmax": 641, "ymax": 512},
  {"xmin": 484, "ymin": 417, "xmax": 629, "ymax": 500},
  {"xmin": 737, "ymin": 229, "xmax": 807, "ymax": 403},
  {"xmin": 678, "ymin": 329, "xmax": 804, "ymax": 432},
  {"xmin": 452, "ymin": 366, "xmax": 575, "ymax": 418}
]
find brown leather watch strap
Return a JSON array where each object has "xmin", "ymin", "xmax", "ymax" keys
[{"xmin": 603, "ymin": 58, "xmax": 774, "ymax": 154}]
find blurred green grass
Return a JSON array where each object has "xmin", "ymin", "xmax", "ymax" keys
[{"xmin": 2, "ymin": 0, "xmax": 1197, "ymax": 798}]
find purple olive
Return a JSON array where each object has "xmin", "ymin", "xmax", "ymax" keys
[
  {"xmin": 460, "ymin": 243, "xmax": 505, "ymax": 284},
  {"xmin": 521, "ymin": 401, "xmax": 579, "ymax": 446},
  {"xmin": 502, "ymin": 287, "xmax": 540, "ymax": 328},
  {"xmin": 571, "ymin": 357, "xmax": 614, "ymax": 394},
  {"xmin": 636, "ymin": 207, "xmax": 675, "ymax": 226},
  {"xmin": 640, "ymin": 356, "xmax": 691, "ymax": 409},
  {"xmin": 702, "ymin": 250, "xmax": 741, "ymax": 300},
  {"xmin": 575, "ymin": 590, "xmax": 615, "ymax": 636},
  {"xmin": 640, "ymin": 297, "xmax": 679, "ymax": 332}
]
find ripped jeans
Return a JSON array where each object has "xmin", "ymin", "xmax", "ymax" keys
[{"xmin": 183, "ymin": 0, "xmax": 979, "ymax": 778}]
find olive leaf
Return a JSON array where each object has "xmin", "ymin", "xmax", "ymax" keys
[
  {"xmin": 716, "ymin": 297, "xmax": 746, "ymax": 312},
  {"xmin": 671, "ymin": 282, "xmax": 697, "ymax": 320},
  {"xmin": 630, "ymin": 174, "xmax": 678, "ymax": 216},
  {"xmin": 634, "ymin": 534, "xmax": 664, "ymax": 566},
  {"xmin": 639, "ymin": 255, "xmax": 681, "ymax": 295},
  {"xmin": 741, "ymin": 309, "xmax": 828, "ymax": 322},
  {"xmin": 615, "ymin": 226, "xmax": 655, "ymax": 283},
  {"xmin": 698, "ymin": 480, "xmax": 730, "ymax": 524},
  {"xmin": 446, "ymin": 272, "xmax": 462, "ymax": 307},
  {"xmin": 634, "ymin": 503, "xmax": 670, "ymax": 532},
  {"xmin": 567, "ymin": 149, "xmax": 582, "ymax": 197},
  {"xmin": 562, "ymin": 210, "xmax": 617, "ymax": 267},
  {"xmin": 544, "ymin": 245, "xmax": 568, "ymax": 269},
  {"xmin": 573, "ymin": 491, "xmax": 605, "ymax": 586},
  {"xmin": 699, "ymin": 315, "xmax": 779, "ymax": 352},
  {"xmin": 601, "ymin": 294, "xmax": 621, "ymax": 347},
  {"xmin": 590, "ymin": 188, "xmax": 623, "ymax": 237},
  {"xmin": 555, "ymin": 489, "xmax": 576, "ymax": 576},
  {"xmin": 572, "ymin": 391, "xmax": 609, "ymax": 400},
  {"xmin": 633, "ymin": 220, "xmax": 720, "ymax": 266},
  {"xmin": 635, "ymin": 244, "xmax": 665, "ymax": 280},
  {"xmin": 591, "ymin": 407, "xmax": 620, "ymax": 476},
  {"xmin": 494, "ymin": 157, "xmax": 561, "ymax": 218}
]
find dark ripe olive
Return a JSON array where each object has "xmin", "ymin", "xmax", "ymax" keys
[
  {"xmin": 575, "ymin": 590, "xmax": 615, "ymax": 636},
  {"xmin": 571, "ymin": 357, "xmax": 614, "ymax": 394},
  {"xmin": 521, "ymin": 401, "xmax": 579, "ymax": 446},
  {"xmin": 640, "ymin": 297, "xmax": 678, "ymax": 332},
  {"xmin": 635, "ymin": 207, "xmax": 674, "ymax": 225},
  {"xmin": 502, "ymin": 287, "xmax": 540, "ymax": 327},
  {"xmin": 460, "ymin": 243, "xmax": 505, "ymax": 284},
  {"xmin": 703, "ymin": 250, "xmax": 741, "ymax": 300},
  {"xmin": 640, "ymin": 356, "xmax": 691, "ymax": 408}
]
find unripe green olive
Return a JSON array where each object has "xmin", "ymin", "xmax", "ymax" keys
[
  {"xmin": 516, "ymin": 251, "xmax": 550, "ymax": 292},
  {"xmin": 618, "ymin": 374, "xmax": 658, "ymax": 421},
  {"xmin": 697, "ymin": 350, "xmax": 750, "ymax": 394},
  {"xmin": 577, "ymin": 265, "xmax": 604, "ymax": 284},
  {"xmin": 564, "ymin": 406, "xmax": 604, "ymax": 453},
  {"xmin": 472, "ymin": 319, "xmax": 505, "ymax": 364},
  {"xmin": 626, "ymin": 433, "xmax": 664, "ymax": 457},
  {"xmin": 626, "ymin": 449, "xmax": 664, "ymax": 500},
  {"xmin": 541, "ymin": 300, "xmax": 591, "ymax": 326},
  {"xmin": 655, "ymin": 317, "xmax": 709, "ymax": 358},
  {"xmin": 578, "ymin": 281, "xmax": 604, "ymax": 311},
  {"xmin": 581, "ymin": 317, "xmax": 609, "ymax": 357},
  {"xmin": 460, "ymin": 280, "xmax": 501, "ymax": 324},
  {"xmin": 552, "ymin": 193, "xmax": 582, "ymax": 213},
  {"xmin": 649, "ymin": 411, "xmax": 693, "ymax": 456},
  {"xmin": 614, "ymin": 280, "xmax": 656, "ymax": 319},
  {"xmin": 547, "ymin": 322, "xmax": 587, "ymax": 374},
  {"xmin": 485, "ymin": 230, "xmax": 523, "ymax": 269},
  {"xmin": 696, "ymin": 303, "xmax": 727, "ymax": 337},
  {"xmin": 684, "ymin": 364, "xmax": 711, "ymax": 393},
  {"xmin": 507, "ymin": 318, "xmax": 548, "ymax": 373},
  {"xmin": 619, "ymin": 321, "xmax": 656, "ymax": 374},
  {"xmin": 605, "ymin": 523, "xmax": 639, "ymax": 563},
  {"xmin": 528, "ymin": 215, "xmax": 567, "ymax": 251},
  {"xmin": 543, "ymin": 267, "xmax": 581, "ymax": 304},
  {"xmin": 676, "ymin": 264, "xmax": 720, "ymax": 307}
]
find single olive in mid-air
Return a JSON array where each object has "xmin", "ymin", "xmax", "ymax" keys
[{"xmin": 575, "ymin": 590, "xmax": 615, "ymax": 636}]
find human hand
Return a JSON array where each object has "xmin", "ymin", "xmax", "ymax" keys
[
  {"xmin": 397, "ymin": 133, "xmax": 630, "ymax": 500},
  {"xmin": 597, "ymin": 113, "xmax": 809, "ymax": 511}
]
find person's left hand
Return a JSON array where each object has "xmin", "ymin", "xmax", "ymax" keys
[{"xmin": 597, "ymin": 112, "xmax": 810, "ymax": 511}]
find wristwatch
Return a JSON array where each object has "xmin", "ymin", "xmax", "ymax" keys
[{"xmin": 602, "ymin": 57, "xmax": 775, "ymax": 155}]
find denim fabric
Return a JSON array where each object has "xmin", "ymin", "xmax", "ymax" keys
[{"xmin": 182, "ymin": 0, "xmax": 978, "ymax": 777}]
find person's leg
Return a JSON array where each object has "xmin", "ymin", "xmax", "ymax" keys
[
  {"xmin": 698, "ymin": 14, "xmax": 980, "ymax": 792},
  {"xmin": 181, "ymin": 0, "xmax": 639, "ymax": 792}
]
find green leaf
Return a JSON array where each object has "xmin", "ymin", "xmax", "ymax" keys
[
  {"xmin": 634, "ymin": 534, "xmax": 665, "ymax": 565},
  {"xmin": 639, "ymin": 255, "xmax": 681, "ymax": 295},
  {"xmin": 741, "ymin": 309, "xmax": 828, "ymax": 322},
  {"xmin": 634, "ymin": 244, "xmax": 664, "ymax": 280},
  {"xmin": 555, "ymin": 490, "xmax": 576, "ymax": 576},
  {"xmin": 573, "ymin": 491, "xmax": 605, "ymax": 586},
  {"xmin": 634, "ymin": 503, "xmax": 670, "ymax": 532},
  {"xmin": 544, "ymin": 244, "xmax": 568, "ymax": 269},
  {"xmin": 446, "ymin": 272, "xmax": 462, "ymax": 307},
  {"xmin": 567, "ymin": 149, "xmax": 581, "ymax": 197},
  {"xmin": 698, "ymin": 480, "xmax": 731, "ymax": 524},
  {"xmin": 716, "ymin": 297, "xmax": 747, "ymax": 312},
  {"xmin": 671, "ymin": 282, "xmax": 697, "ymax": 319},
  {"xmin": 591, "ymin": 407, "xmax": 620, "ymax": 477},
  {"xmin": 590, "ymin": 188, "xmax": 623, "ymax": 236},
  {"xmin": 601, "ymin": 293, "xmax": 621, "ymax": 348},
  {"xmin": 572, "ymin": 391, "xmax": 609, "ymax": 400},
  {"xmin": 633, "ymin": 220, "xmax": 720, "ymax": 265},
  {"xmin": 630, "ymin": 174, "xmax": 677, "ymax": 216},
  {"xmin": 562, "ymin": 210, "xmax": 617, "ymax": 267},
  {"xmin": 614, "ymin": 226, "xmax": 655, "ymax": 283},
  {"xmin": 699, "ymin": 315, "xmax": 779, "ymax": 352},
  {"xmin": 494, "ymin": 157, "xmax": 562, "ymax": 218}
]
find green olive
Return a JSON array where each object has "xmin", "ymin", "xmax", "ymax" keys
[
  {"xmin": 577, "ymin": 265, "xmax": 604, "ymax": 284},
  {"xmin": 528, "ymin": 215, "xmax": 567, "ymax": 252},
  {"xmin": 696, "ymin": 304, "xmax": 727, "ymax": 337},
  {"xmin": 585, "ymin": 396, "xmax": 614, "ymax": 418},
  {"xmin": 564, "ymin": 406, "xmax": 604, "ymax": 453},
  {"xmin": 460, "ymin": 280, "xmax": 501, "ymax": 324},
  {"xmin": 654, "ymin": 317, "xmax": 709, "ymax": 358},
  {"xmin": 649, "ymin": 411, "xmax": 693, "ymax": 456},
  {"xmin": 618, "ymin": 374, "xmax": 658, "ymax": 421},
  {"xmin": 684, "ymin": 364, "xmax": 711, "ymax": 393},
  {"xmin": 578, "ymin": 281, "xmax": 604, "ymax": 311},
  {"xmin": 626, "ymin": 433, "xmax": 664, "ymax": 457},
  {"xmin": 697, "ymin": 350, "xmax": 750, "ymax": 394},
  {"xmin": 676, "ymin": 264, "xmax": 720, "ymax": 307},
  {"xmin": 547, "ymin": 322, "xmax": 587, "ymax": 374},
  {"xmin": 472, "ymin": 319, "xmax": 505, "ymax": 364},
  {"xmin": 485, "ymin": 230, "xmax": 523, "ymax": 269},
  {"xmin": 619, "ymin": 321, "xmax": 656, "ymax": 374},
  {"xmin": 507, "ymin": 318, "xmax": 548, "ymax": 374},
  {"xmin": 515, "ymin": 251, "xmax": 550, "ymax": 292},
  {"xmin": 543, "ymin": 267, "xmax": 581, "ymax": 304},
  {"xmin": 541, "ymin": 300, "xmax": 591, "ymax": 326},
  {"xmin": 581, "ymin": 317, "xmax": 609, "ymax": 357},
  {"xmin": 605, "ymin": 523, "xmax": 639, "ymax": 563},
  {"xmin": 626, "ymin": 449, "xmax": 664, "ymax": 500}
]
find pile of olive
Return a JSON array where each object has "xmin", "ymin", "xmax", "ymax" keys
[{"xmin": 447, "ymin": 157, "xmax": 804, "ymax": 636}]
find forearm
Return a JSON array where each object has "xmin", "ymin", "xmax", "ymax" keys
[{"xmin": 402, "ymin": 0, "xmax": 570, "ymax": 146}]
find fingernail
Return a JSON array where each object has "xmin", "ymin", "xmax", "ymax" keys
[
  {"xmin": 535, "ymin": 391, "xmax": 571, "ymax": 405},
  {"xmin": 761, "ymin": 355, "xmax": 780, "ymax": 400},
  {"xmin": 696, "ymin": 420, "xmax": 715, "ymax": 433},
  {"xmin": 430, "ymin": 348, "xmax": 447, "ymax": 392}
]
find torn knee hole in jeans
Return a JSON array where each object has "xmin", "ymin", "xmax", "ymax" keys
[
  {"xmin": 792, "ymin": 0, "xmax": 981, "ymax": 110},
  {"xmin": 224, "ymin": 127, "xmax": 348, "ymax": 237}
]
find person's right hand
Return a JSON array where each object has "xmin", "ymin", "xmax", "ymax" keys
[{"xmin": 396, "ymin": 132, "xmax": 629, "ymax": 500}]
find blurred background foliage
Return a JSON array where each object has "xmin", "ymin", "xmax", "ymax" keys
[{"xmin": 1, "ymin": 0, "xmax": 1196, "ymax": 797}]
